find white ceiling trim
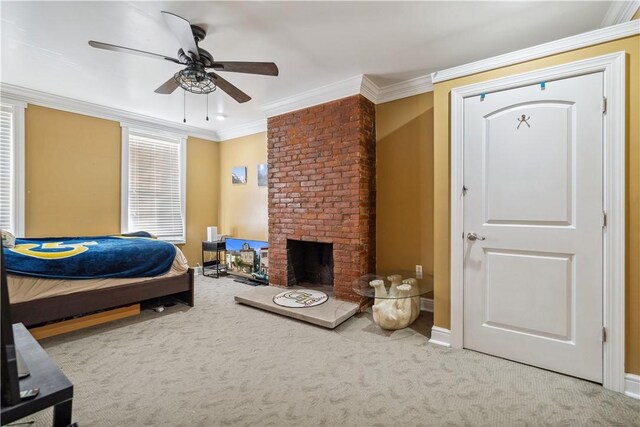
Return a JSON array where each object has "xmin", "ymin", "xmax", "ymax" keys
[
  {"xmin": 431, "ymin": 20, "xmax": 640, "ymax": 84},
  {"xmin": 261, "ymin": 75, "xmax": 366, "ymax": 118},
  {"xmin": 360, "ymin": 75, "xmax": 381, "ymax": 104},
  {"xmin": 260, "ymin": 73, "xmax": 436, "ymax": 119},
  {"xmin": 0, "ymin": 75, "xmax": 440, "ymax": 144},
  {"xmin": 601, "ymin": 1, "xmax": 639, "ymax": 28},
  {"xmin": 0, "ymin": 83, "xmax": 219, "ymax": 142},
  {"xmin": 216, "ymin": 119, "xmax": 267, "ymax": 141},
  {"xmin": 375, "ymin": 75, "xmax": 433, "ymax": 104}
]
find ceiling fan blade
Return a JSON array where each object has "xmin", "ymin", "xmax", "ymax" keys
[
  {"xmin": 88, "ymin": 41, "xmax": 182, "ymax": 64},
  {"xmin": 154, "ymin": 77, "xmax": 180, "ymax": 95},
  {"xmin": 161, "ymin": 11, "xmax": 200, "ymax": 60},
  {"xmin": 209, "ymin": 72, "xmax": 251, "ymax": 103},
  {"xmin": 208, "ymin": 62, "xmax": 279, "ymax": 76}
]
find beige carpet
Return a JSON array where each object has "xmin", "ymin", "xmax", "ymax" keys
[{"xmin": 21, "ymin": 276, "xmax": 640, "ymax": 426}]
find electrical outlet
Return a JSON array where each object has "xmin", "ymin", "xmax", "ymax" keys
[{"xmin": 416, "ymin": 265, "xmax": 423, "ymax": 279}]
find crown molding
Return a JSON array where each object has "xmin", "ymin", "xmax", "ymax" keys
[
  {"xmin": 601, "ymin": 1, "xmax": 639, "ymax": 28},
  {"xmin": 376, "ymin": 75, "xmax": 433, "ymax": 104},
  {"xmin": 359, "ymin": 75, "xmax": 380, "ymax": 104},
  {"xmin": 1, "ymin": 76, "xmax": 438, "ymax": 144},
  {"xmin": 431, "ymin": 20, "xmax": 640, "ymax": 84},
  {"xmin": 260, "ymin": 73, "xmax": 401, "ymax": 117},
  {"xmin": 261, "ymin": 75, "xmax": 366, "ymax": 118},
  {"xmin": 216, "ymin": 119, "xmax": 267, "ymax": 141},
  {"xmin": 0, "ymin": 83, "xmax": 219, "ymax": 142},
  {"xmin": 261, "ymin": 72, "xmax": 436, "ymax": 119}
]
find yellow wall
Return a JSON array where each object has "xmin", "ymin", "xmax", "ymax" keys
[
  {"xmin": 218, "ymin": 132, "xmax": 268, "ymax": 240},
  {"xmin": 25, "ymin": 105, "xmax": 121, "ymax": 236},
  {"xmin": 181, "ymin": 137, "xmax": 220, "ymax": 266},
  {"xmin": 23, "ymin": 105, "xmax": 219, "ymax": 266},
  {"xmin": 433, "ymin": 35, "xmax": 640, "ymax": 374},
  {"xmin": 633, "ymin": 9, "xmax": 640, "ymax": 20},
  {"xmin": 376, "ymin": 93, "xmax": 434, "ymax": 278}
]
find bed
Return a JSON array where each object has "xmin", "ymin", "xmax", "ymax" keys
[{"xmin": 4, "ymin": 233, "xmax": 195, "ymax": 327}]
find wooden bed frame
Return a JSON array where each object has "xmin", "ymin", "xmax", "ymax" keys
[{"xmin": 10, "ymin": 268, "xmax": 195, "ymax": 328}]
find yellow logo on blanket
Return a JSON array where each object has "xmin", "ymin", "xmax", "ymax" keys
[{"xmin": 10, "ymin": 241, "xmax": 98, "ymax": 259}]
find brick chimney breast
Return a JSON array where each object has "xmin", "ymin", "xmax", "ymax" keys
[{"xmin": 267, "ymin": 95, "xmax": 376, "ymax": 303}]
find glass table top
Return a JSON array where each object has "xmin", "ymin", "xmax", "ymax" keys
[{"xmin": 351, "ymin": 270, "xmax": 434, "ymax": 299}]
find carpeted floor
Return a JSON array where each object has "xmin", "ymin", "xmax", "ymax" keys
[{"xmin": 22, "ymin": 276, "xmax": 640, "ymax": 426}]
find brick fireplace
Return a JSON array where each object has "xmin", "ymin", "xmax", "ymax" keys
[{"xmin": 267, "ymin": 94, "xmax": 376, "ymax": 304}]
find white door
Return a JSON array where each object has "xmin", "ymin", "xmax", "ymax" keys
[{"xmin": 463, "ymin": 72, "xmax": 604, "ymax": 382}]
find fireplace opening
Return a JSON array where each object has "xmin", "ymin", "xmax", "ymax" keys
[{"xmin": 287, "ymin": 240, "xmax": 334, "ymax": 287}]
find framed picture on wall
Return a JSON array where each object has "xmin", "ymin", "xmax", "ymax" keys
[
  {"xmin": 257, "ymin": 163, "xmax": 268, "ymax": 187},
  {"xmin": 232, "ymin": 166, "xmax": 247, "ymax": 184}
]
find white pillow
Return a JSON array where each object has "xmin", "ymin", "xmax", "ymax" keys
[{"xmin": 1, "ymin": 230, "xmax": 16, "ymax": 248}]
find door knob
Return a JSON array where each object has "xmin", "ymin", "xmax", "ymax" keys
[{"xmin": 467, "ymin": 232, "xmax": 486, "ymax": 241}]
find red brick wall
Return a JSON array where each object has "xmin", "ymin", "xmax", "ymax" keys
[{"xmin": 267, "ymin": 95, "xmax": 376, "ymax": 303}]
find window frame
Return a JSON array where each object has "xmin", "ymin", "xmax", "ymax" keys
[
  {"xmin": 120, "ymin": 123, "xmax": 187, "ymax": 244},
  {"xmin": 0, "ymin": 98, "xmax": 26, "ymax": 237}
]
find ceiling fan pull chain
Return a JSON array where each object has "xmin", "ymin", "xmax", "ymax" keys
[
  {"xmin": 183, "ymin": 90, "xmax": 187, "ymax": 123},
  {"xmin": 206, "ymin": 93, "xmax": 209, "ymax": 121}
]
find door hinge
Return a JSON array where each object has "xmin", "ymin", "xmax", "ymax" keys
[
  {"xmin": 602, "ymin": 96, "xmax": 607, "ymax": 114},
  {"xmin": 602, "ymin": 326, "xmax": 607, "ymax": 342},
  {"xmin": 602, "ymin": 211, "xmax": 607, "ymax": 228}
]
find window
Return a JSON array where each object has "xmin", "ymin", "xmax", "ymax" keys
[
  {"xmin": 121, "ymin": 126, "xmax": 186, "ymax": 244},
  {"xmin": 0, "ymin": 100, "xmax": 26, "ymax": 236}
]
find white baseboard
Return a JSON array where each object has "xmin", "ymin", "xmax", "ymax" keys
[
  {"xmin": 625, "ymin": 373, "xmax": 640, "ymax": 399},
  {"xmin": 429, "ymin": 326, "xmax": 451, "ymax": 348},
  {"xmin": 420, "ymin": 297, "xmax": 434, "ymax": 312}
]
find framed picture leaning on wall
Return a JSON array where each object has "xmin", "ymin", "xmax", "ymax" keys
[
  {"xmin": 257, "ymin": 163, "xmax": 268, "ymax": 187},
  {"xmin": 232, "ymin": 166, "xmax": 247, "ymax": 184}
]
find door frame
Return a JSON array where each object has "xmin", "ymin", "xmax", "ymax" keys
[{"xmin": 449, "ymin": 52, "xmax": 626, "ymax": 392}]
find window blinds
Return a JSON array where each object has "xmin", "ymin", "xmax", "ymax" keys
[
  {"xmin": 127, "ymin": 131, "xmax": 185, "ymax": 242},
  {"xmin": 0, "ymin": 105, "xmax": 14, "ymax": 233}
]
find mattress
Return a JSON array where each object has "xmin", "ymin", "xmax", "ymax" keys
[{"xmin": 8, "ymin": 247, "xmax": 189, "ymax": 304}]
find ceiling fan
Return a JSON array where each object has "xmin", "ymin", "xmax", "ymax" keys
[{"xmin": 89, "ymin": 11, "xmax": 278, "ymax": 103}]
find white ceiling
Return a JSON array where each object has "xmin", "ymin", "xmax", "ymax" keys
[{"xmin": 0, "ymin": 1, "xmax": 616, "ymax": 139}]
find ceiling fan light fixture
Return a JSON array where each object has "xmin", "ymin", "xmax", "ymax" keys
[
  {"xmin": 90, "ymin": 11, "xmax": 276, "ymax": 104},
  {"xmin": 174, "ymin": 67, "xmax": 217, "ymax": 94}
]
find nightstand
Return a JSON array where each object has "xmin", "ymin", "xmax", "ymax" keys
[{"xmin": 202, "ymin": 240, "xmax": 226, "ymax": 278}]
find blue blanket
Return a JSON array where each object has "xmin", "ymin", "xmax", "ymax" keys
[{"xmin": 4, "ymin": 232, "xmax": 177, "ymax": 279}]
